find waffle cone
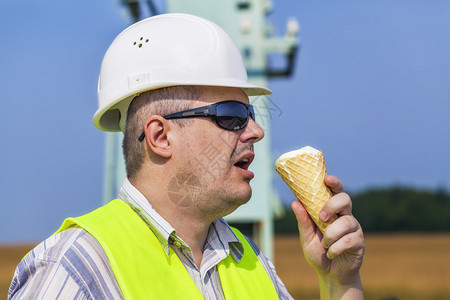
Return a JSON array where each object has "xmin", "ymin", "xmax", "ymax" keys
[{"xmin": 275, "ymin": 146, "xmax": 337, "ymax": 233}]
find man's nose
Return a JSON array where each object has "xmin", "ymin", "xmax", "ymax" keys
[{"xmin": 240, "ymin": 118, "xmax": 265, "ymax": 144}]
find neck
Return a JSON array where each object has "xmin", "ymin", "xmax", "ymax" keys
[
  {"xmin": 130, "ymin": 173, "xmax": 214, "ymax": 269},
  {"xmin": 168, "ymin": 211, "xmax": 211, "ymax": 268}
]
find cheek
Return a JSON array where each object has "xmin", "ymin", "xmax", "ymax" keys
[
  {"xmin": 216, "ymin": 130, "xmax": 239, "ymax": 150},
  {"xmin": 191, "ymin": 144, "xmax": 236, "ymax": 186},
  {"xmin": 181, "ymin": 123, "xmax": 238, "ymax": 179},
  {"xmin": 193, "ymin": 141, "xmax": 233, "ymax": 181}
]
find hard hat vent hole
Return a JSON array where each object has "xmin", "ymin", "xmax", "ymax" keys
[{"xmin": 133, "ymin": 37, "xmax": 149, "ymax": 48}]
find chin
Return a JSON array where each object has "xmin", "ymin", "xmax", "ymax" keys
[
  {"xmin": 222, "ymin": 184, "xmax": 252, "ymax": 205},
  {"xmin": 233, "ymin": 185, "xmax": 252, "ymax": 205},
  {"xmin": 221, "ymin": 196, "xmax": 251, "ymax": 217}
]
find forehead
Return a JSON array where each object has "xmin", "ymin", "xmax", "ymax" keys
[{"xmin": 196, "ymin": 86, "xmax": 249, "ymax": 105}]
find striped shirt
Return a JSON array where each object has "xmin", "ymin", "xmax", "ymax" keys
[{"xmin": 9, "ymin": 179, "xmax": 293, "ymax": 299}]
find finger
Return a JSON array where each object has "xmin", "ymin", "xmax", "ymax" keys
[
  {"xmin": 321, "ymin": 215, "xmax": 360, "ymax": 249},
  {"xmin": 320, "ymin": 192, "xmax": 352, "ymax": 222},
  {"xmin": 291, "ymin": 201, "xmax": 318, "ymax": 244},
  {"xmin": 326, "ymin": 228, "xmax": 364, "ymax": 259},
  {"xmin": 325, "ymin": 175, "xmax": 343, "ymax": 194}
]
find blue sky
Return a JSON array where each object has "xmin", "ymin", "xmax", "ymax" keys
[{"xmin": 1, "ymin": 0, "xmax": 450, "ymax": 242}]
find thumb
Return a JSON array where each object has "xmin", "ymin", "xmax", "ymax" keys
[{"xmin": 291, "ymin": 200, "xmax": 317, "ymax": 244}]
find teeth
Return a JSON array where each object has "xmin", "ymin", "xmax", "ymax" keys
[{"xmin": 241, "ymin": 158, "xmax": 249, "ymax": 163}]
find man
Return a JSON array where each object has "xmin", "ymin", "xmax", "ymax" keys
[{"xmin": 9, "ymin": 13, "xmax": 364, "ymax": 299}]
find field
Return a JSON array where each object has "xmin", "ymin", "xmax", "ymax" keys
[
  {"xmin": 2, "ymin": 234, "xmax": 450, "ymax": 299},
  {"xmin": 274, "ymin": 234, "xmax": 450, "ymax": 300}
]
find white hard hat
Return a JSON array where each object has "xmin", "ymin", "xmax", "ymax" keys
[{"xmin": 94, "ymin": 13, "xmax": 272, "ymax": 132}]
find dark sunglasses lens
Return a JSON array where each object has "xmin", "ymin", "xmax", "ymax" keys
[
  {"xmin": 216, "ymin": 103, "xmax": 248, "ymax": 130},
  {"xmin": 249, "ymin": 106, "xmax": 255, "ymax": 120}
]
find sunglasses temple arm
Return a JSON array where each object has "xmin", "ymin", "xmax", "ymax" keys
[
  {"xmin": 165, "ymin": 108, "xmax": 211, "ymax": 119},
  {"xmin": 138, "ymin": 131, "xmax": 146, "ymax": 142}
]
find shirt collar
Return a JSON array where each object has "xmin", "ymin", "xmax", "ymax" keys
[
  {"xmin": 118, "ymin": 178, "xmax": 244, "ymax": 262},
  {"xmin": 118, "ymin": 178, "xmax": 175, "ymax": 255},
  {"xmin": 209, "ymin": 218, "xmax": 244, "ymax": 263}
]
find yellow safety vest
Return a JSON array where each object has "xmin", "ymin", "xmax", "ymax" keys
[{"xmin": 55, "ymin": 199, "xmax": 279, "ymax": 299}]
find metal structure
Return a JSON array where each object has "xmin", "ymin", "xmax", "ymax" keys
[{"xmin": 104, "ymin": 0, "xmax": 299, "ymax": 260}]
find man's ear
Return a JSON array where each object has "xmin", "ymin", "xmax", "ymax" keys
[{"xmin": 143, "ymin": 115, "xmax": 172, "ymax": 158}]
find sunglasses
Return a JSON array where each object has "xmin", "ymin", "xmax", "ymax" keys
[{"xmin": 138, "ymin": 101, "xmax": 255, "ymax": 141}]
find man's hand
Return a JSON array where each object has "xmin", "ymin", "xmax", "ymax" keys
[{"xmin": 291, "ymin": 175, "xmax": 365, "ymax": 299}]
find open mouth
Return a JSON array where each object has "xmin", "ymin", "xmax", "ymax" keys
[
  {"xmin": 234, "ymin": 158, "xmax": 251, "ymax": 170},
  {"xmin": 233, "ymin": 153, "xmax": 255, "ymax": 180},
  {"xmin": 234, "ymin": 153, "xmax": 254, "ymax": 170}
]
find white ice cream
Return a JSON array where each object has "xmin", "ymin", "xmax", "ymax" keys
[{"xmin": 276, "ymin": 146, "xmax": 320, "ymax": 166}]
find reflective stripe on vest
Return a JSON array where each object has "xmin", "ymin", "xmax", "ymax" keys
[{"xmin": 55, "ymin": 199, "xmax": 279, "ymax": 299}]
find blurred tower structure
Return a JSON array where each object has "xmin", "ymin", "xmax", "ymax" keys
[{"xmin": 104, "ymin": 0, "xmax": 299, "ymax": 259}]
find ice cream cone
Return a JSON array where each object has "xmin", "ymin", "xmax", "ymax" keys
[{"xmin": 275, "ymin": 146, "xmax": 337, "ymax": 233}]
